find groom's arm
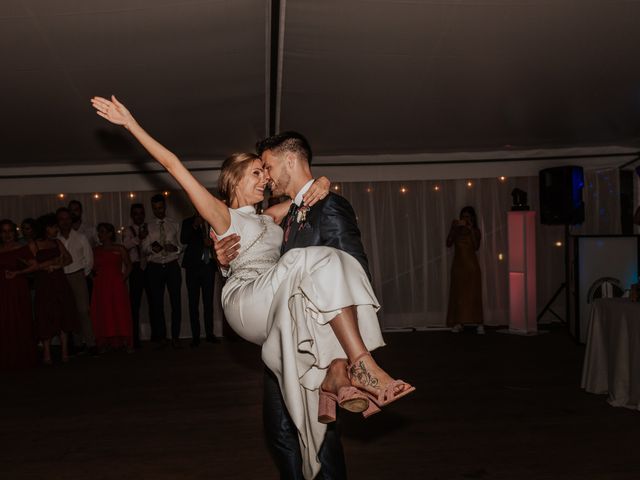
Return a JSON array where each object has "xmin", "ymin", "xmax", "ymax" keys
[
  {"xmin": 212, "ymin": 233, "xmax": 241, "ymax": 276},
  {"xmin": 318, "ymin": 194, "xmax": 371, "ymax": 280}
]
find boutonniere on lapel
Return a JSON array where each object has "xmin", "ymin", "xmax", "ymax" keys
[{"xmin": 296, "ymin": 204, "xmax": 312, "ymax": 229}]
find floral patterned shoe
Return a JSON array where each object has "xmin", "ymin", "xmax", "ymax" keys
[{"xmin": 347, "ymin": 352, "xmax": 416, "ymax": 410}]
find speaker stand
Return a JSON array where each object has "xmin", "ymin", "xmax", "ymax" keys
[
  {"xmin": 537, "ymin": 224, "xmax": 571, "ymax": 324},
  {"xmin": 537, "ymin": 281, "xmax": 565, "ymax": 322}
]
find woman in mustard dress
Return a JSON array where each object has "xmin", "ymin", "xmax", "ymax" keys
[{"xmin": 446, "ymin": 206, "xmax": 484, "ymax": 334}]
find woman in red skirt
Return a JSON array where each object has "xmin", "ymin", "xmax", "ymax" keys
[{"xmin": 91, "ymin": 223, "xmax": 133, "ymax": 351}]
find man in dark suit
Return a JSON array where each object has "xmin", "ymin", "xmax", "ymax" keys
[
  {"xmin": 181, "ymin": 212, "xmax": 217, "ymax": 347},
  {"xmin": 215, "ymin": 131, "xmax": 371, "ymax": 480}
]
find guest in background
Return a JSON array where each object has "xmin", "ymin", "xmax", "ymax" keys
[
  {"xmin": 31, "ymin": 214, "xmax": 77, "ymax": 364},
  {"xmin": 69, "ymin": 200, "xmax": 97, "ymax": 247},
  {"xmin": 91, "ymin": 223, "xmax": 133, "ymax": 351},
  {"xmin": 181, "ymin": 212, "xmax": 217, "ymax": 347},
  {"xmin": 446, "ymin": 206, "xmax": 485, "ymax": 334},
  {"xmin": 19, "ymin": 218, "xmax": 38, "ymax": 296},
  {"xmin": 122, "ymin": 203, "xmax": 150, "ymax": 349},
  {"xmin": 19, "ymin": 218, "xmax": 37, "ymax": 245},
  {"xmin": 57, "ymin": 207, "xmax": 95, "ymax": 354},
  {"xmin": 142, "ymin": 193, "xmax": 182, "ymax": 347},
  {"xmin": 0, "ymin": 219, "xmax": 38, "ymax": 370}
]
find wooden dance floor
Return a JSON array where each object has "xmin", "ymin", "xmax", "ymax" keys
[{"xmin": 1, "ymin": 326, "xmax": 639, "ymax": 479}]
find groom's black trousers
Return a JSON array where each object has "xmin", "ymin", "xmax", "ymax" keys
[{"xmin": 263, "ymin": 368, "xmax": 347, "ymax": 479}]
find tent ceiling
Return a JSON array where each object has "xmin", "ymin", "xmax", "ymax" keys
[
  {"xmin": 280, "ymin": 0, "xmax": 640, "ymax": 156},
  {"xmin": 1, "ymin": 0, "xmax": 267, "ymax": 167},
  {"xmin": 1, "ymin": 0, "xmax": 640, "ymax": 169}
]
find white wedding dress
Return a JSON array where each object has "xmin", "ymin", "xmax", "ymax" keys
[{"xmin": 218, "ymin": 205, "xmax": 385, "ymax": 480}]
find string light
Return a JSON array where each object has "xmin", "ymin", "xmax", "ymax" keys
[
  {"xmin": 366, "ymin": 187, "xmax": 373, "ymax": 193},
  {"xmin": 163, "ymin": 190, "xmax": 170, "ymax": 197},
  {"xmin": 129, "ymin": 192, "xmax": 136, "ymax": 199},
  {"xmin": 555, "ymin": 241, "xmax": 563, "ymax": 247},
  {"xmin": 333, "ymin": 185, "xmax": 340, "ymax": 191},
  {"xmin": 93, "ymin": 193, "xmax": 101, "ymax": 200},
  {"xmin": 57, "ymin": 193, "xmax": 65, "ymax": 199},
  {"xmin": 499, "ymin": 176, "xmax": 507, "ymax": 182},
  {"xmin": 400, "ymin": 186, "xmax": 408, "ymax": 194},
  {"xmin": 498, "ymin": 253, "xmax": 504, "ymax": 261},
  {"xmin": 434, "ymin": 185, "xmax": 440, "ymax": 192},
  {"xmin": 467, "ymin": 181, "xmax": 473, "ymax": 188}
]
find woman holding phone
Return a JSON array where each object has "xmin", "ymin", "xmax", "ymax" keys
[{"xmin": 446, "ymin": 206, "xmax": 485, "ymax": 334}]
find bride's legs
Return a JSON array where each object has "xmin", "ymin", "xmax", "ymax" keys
[{"xmin": 326, "ymin": 306, "xmax": 402, "ymax": 397}]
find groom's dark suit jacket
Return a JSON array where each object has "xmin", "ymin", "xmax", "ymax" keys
[
  {"xmin": 264, "ymin": 191, "xmax": 371, "ymax": 480},
  {"xmin": 280, "ymin": 192, "xmax": 370, "ymax": 279}
]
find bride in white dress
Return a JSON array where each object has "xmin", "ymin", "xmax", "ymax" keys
[{"xmin": 91, "ymin": 95, "xmax": 414, "ymax": 480}]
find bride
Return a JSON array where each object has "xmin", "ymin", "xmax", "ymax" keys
[{"xmin": 91, "ymin": 95, "xmax": 414, "ymax": 479}]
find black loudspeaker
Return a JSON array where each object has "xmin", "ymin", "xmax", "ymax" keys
[{"xmin": 539, "ymin": 166, "xmax": 585, "ymax": 225}]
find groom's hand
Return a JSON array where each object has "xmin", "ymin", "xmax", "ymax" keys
[{"xmin": 213, "ymin": 234, "xmax": 241, "ymax": 268}]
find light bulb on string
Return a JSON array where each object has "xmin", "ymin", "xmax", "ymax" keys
[
  {"xmin": 57, "ymin": 193, "xmax": 65, "ymax": 199},
  {"xmin": 93, "ymin": 193, "xmax": 101, "ymax": 200},
  {"xmin": 466, "ymin": 181, "xmax": 473, "ymax": 188},
  {"xmin": 400, "ymin": 186, "xmax": 408, "ymax": 194}
]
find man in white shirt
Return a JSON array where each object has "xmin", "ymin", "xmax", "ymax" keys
[
  {"xmin": 122, "ymin": 203, "xmax": 150, "ymax": 349},
  {"xmin": 57, "ymin": 207, "xmax": 95, "ymax": 352},
  {"xmin": 142, "ymin": 194, "xmax": 183, "ymax": 347},
  {"xmin": 69, "ymin": 200, "xmax": 98, "ymax": 247}
]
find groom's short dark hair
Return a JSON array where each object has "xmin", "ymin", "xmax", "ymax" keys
[{"xmin": 256, "ymin": 131, "xmax": 312, "ymax": 165}]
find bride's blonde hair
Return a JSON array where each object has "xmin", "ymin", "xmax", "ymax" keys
[{"xmin": 218, "ymin": 152, "xmax": 261, "ymax": 205}]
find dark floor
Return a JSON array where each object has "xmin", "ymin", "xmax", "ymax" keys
[{"xmin": 1, "ymin": 325, "xmax": 639, "ymax": 480}]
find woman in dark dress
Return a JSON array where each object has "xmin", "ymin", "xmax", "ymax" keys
[
  {"xmin": 0, "ymin": 220, "xmax": 38, "ymax": 370},
  {"xmin": 446, "ymin": 206, "xmax": 485, "ymax": 334},
  {"xmin": 30, "ymin": 214, "xmax": 77, "ymax": 364},
  {"xmin": 19, "ymin": 218, "xmax": 38, "ymax": 307},
  {"xmin": 19, "ymin": 218, "xmax": 37, "ymax": 245}
]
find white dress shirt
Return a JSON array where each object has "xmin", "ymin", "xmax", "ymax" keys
[
  {"xmin": 142, "ymin": 217, "xmax": 182, "ymax": 264},
  {"xmin": 58, "ymin": 229, "xmax": 93, "ymax": 276},
  {"xmin": 122, "ymin": 223, "xmax": 147, "ymax": 267},
  {"xmin": 74, "ymin": 220, "xmax": 98, "ymax": 247}
]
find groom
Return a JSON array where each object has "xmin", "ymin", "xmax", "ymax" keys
[{"xmin": 215, "ymin": 131, "xmax": 371, "ymax": 479}]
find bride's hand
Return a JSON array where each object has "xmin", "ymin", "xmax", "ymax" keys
[
  {"xmin": 91, "ymin": 95, "xmax": 135, "ymax": 129},
  {"xmin": 303, "ymin": 176, "xmax": 331, "ymax": 206}
]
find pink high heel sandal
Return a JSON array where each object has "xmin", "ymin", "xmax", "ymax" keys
[
  {"xmin": 348, "ymin": 352, "xmax": 416, "ymax": 409},
  {"xmin": 318, "ymin": 386, "xmax": 380, "ymax": 424}
]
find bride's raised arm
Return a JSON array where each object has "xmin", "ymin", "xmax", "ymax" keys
[{"xmin": 91, "ymin": 95, "xmax": 230, "ymax": 234}]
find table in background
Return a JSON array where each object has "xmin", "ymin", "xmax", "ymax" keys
[{"xmin": 581, "ymin": 298, "xmax": 640, "ymax": 410}]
